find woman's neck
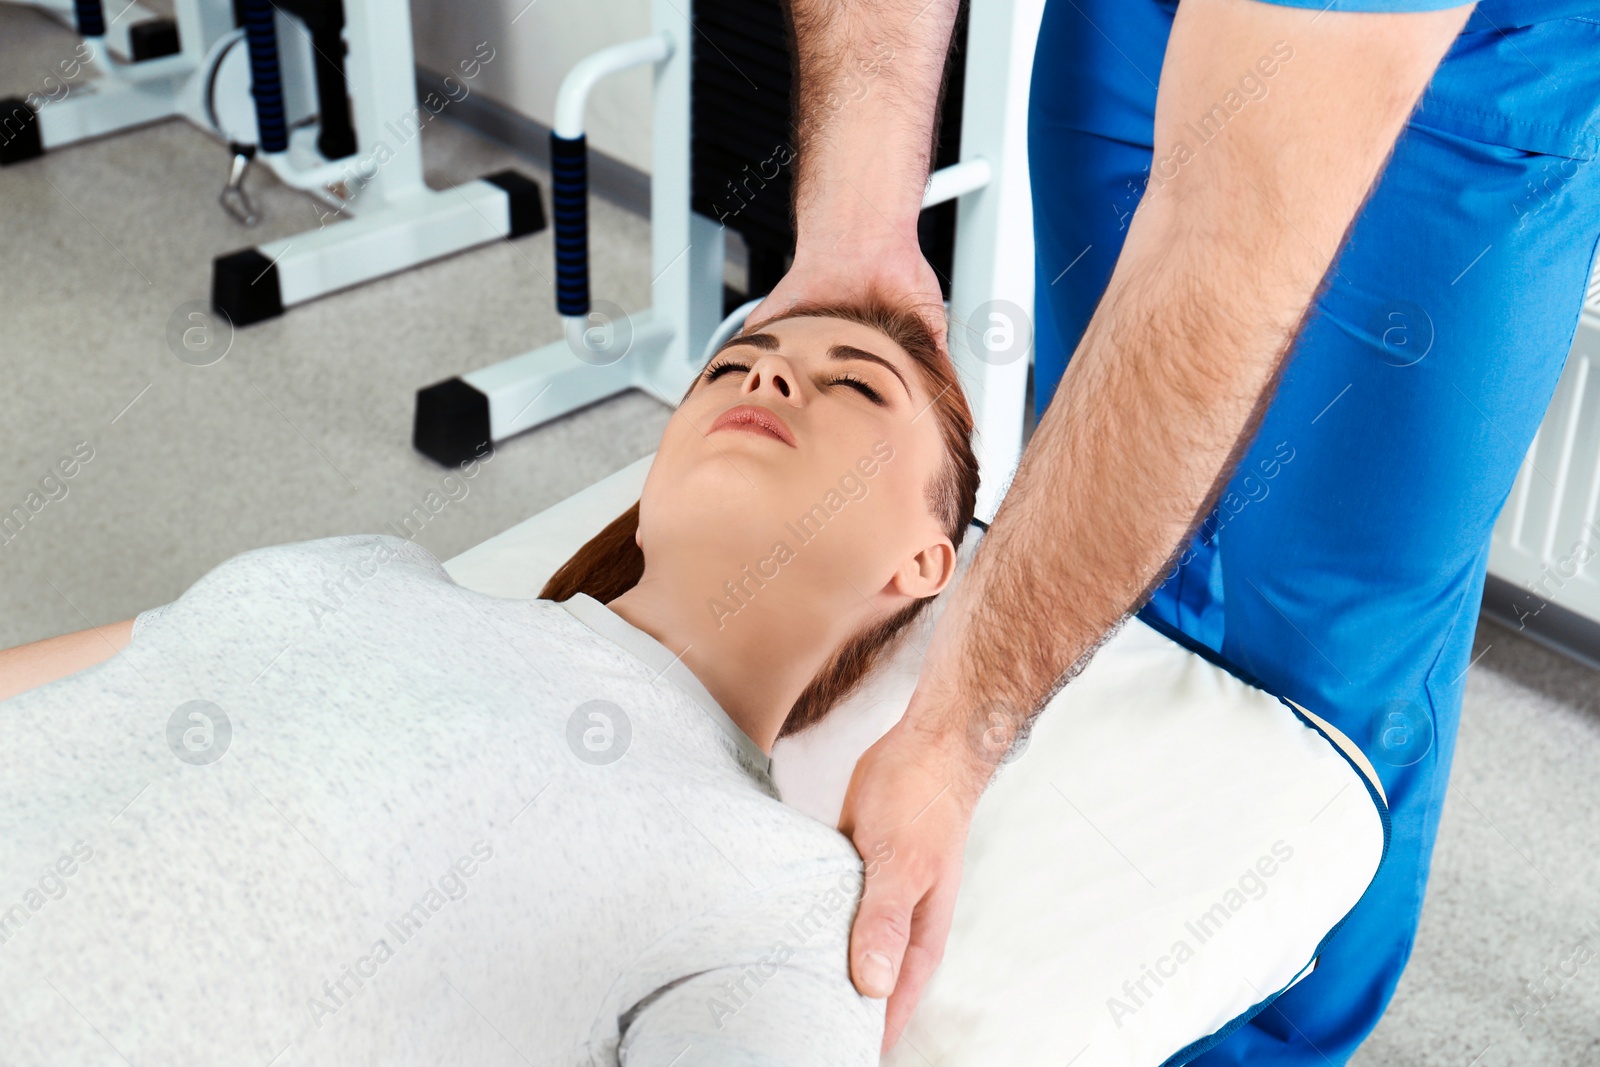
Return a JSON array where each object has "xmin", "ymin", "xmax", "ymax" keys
[{"xmin": 605, "ymin": 563, "xmax": 860, "ymax": 754}]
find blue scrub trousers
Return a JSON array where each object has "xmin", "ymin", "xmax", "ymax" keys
[{"xmin": 1027, "ymin": 4, "xmax": 1600, "ymax": 1064}]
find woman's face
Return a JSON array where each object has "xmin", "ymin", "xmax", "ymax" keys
[{"xmin": 638, "ymin": 314, "xmax": 955, "ymax": 618}]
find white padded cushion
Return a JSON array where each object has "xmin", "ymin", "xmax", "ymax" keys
[{"xmin": 445, "ymin": 454, "xmax": 1388, "ymax": 1066}]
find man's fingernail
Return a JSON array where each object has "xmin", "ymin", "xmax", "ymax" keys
[{"xmin": 860, "ymin": 951, "xmax": 895, "ymax": 997}]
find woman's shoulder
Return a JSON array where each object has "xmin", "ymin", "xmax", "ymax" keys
[
  {"xmin": 714, "ymin": 782, "xmax": 867, "ymax": 884},
  {"xmin": 130, "ymin": 533, "xmax": 454, "ymax": 645},
  {"xmin": 176, "ymin": 533, "xmax": 443, "ymax": 599},
  {"xmin": 250, "ymin": 532, "xmax": 443, "ymax": 574}
]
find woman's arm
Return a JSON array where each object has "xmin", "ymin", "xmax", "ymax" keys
[{"xmin": 0, "ymin": 618, "xmax": 135, "ymax": 703}]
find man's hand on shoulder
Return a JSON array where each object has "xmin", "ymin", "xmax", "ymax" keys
[{"xmin": 837, "ymin": 700, "xmax": 992, "ymax": 1052}]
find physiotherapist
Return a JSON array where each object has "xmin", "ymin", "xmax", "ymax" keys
[{"xmin": 750, "ymin": 0, "xmax": 1600, "ymax": 1061}]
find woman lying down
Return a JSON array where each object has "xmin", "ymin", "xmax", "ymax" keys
[{"xmin": 0, "ymin": 301, "xmax": 980, "ymax": 1066}]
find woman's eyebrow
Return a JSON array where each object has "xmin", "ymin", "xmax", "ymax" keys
[
  {"xmin": 717, "ymin": 332, "xmax": 912, "ymax": 399},
  {"xmin": 719, "ymin": 332, "xmax": 781, "ymax": 353}
]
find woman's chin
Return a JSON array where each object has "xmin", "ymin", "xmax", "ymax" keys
[
  {"xmin": 667, "ymin": 446, "xmax": 799, "ymax": 496},
  {"xmin": 650, "ymin": 444, "xmax": 877, "ymax": 540}
]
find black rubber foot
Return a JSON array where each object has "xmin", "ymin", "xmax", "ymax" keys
[
  {"xmin": 317, "ymin": 127, "xmax": 358, "ymax": 162},
  {"xmin": 212, "ymin": 248, "xmax": 284, "ymax": 326},
  {"xmin": 414, "ymin": 378, "xmax": 493, "ymax": 467},
  {"xmin": 129, "ymin": 18, "xmax": 181, "ymax": 60},
  {"xmin": 483, "ymin": 170, "xmax": 547, "ymax": 239},
  {"xmin": 0, "ymin": 98, "xmax": 42, "ymax": 166}
]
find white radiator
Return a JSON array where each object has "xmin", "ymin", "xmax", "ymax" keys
[{"xmin": 1484, "ymin": 262, "xmax": 1600, "ymax": 667}]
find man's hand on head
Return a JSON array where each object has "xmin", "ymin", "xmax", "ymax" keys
[
  {"xmin": 752, "ymin": 0, "xmax": 963, "ymax": 352},
  {"xmin": 747, "ymin": 239, "xmax": 950, "ymax": 353}
]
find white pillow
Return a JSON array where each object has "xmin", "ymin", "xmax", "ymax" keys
[{"xmin": 445, "ymin": 455, "xmax": 1388, "ymax": 1066}]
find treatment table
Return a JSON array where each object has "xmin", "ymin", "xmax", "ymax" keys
[{"xmin": 445, "ymin": 454, "xmax": 1391, "ymax": 1067}]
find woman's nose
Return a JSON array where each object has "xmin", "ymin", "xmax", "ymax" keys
[{"xmin": 743, "ymin": 356, "xmax": 794, "ymax": 400}]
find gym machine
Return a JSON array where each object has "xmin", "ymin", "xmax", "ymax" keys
[
  {"xmin": 4, "ymin": 0, "xmax": 182, "ymax": 64},
  {"xmin": 0, "ymin": 0, "xmax": 546, "ymax": 327},
  {"xmin": 414, "ymin": 0, "xmax": 1040, "ymax": 525}
]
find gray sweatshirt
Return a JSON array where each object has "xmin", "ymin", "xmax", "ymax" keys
[{"xmin": 0, "ymin": 533, "xmax": 883, "ymax": 1066}]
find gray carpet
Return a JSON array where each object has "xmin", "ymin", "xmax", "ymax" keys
[
  {"xmin": 0, "ymin": 5, "xmax": 670, "ymax": 644},
  {"xmin": 3, "ymin": 7, "xmax": 1599, "ymax": 1065}
]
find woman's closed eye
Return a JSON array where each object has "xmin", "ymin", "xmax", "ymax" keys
[
  {"xmin": 700, "ymin": 359, "xmax": 887, "ymax": 405},
  {"xmin": 828, "ymin": 373, "xmax": 885, "ymax": 404},
  {"xmin": 701, "ymin": 358, "xmax": 747, "ymax": 384}
]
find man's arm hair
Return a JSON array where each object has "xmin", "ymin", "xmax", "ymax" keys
[
  {"xmin": 768, "ymin": 1, "xmax": 962, "ymax": 310},
  {"xmin": 913, "ymin": 0, "xmax": 1476, "ymax": 776}
]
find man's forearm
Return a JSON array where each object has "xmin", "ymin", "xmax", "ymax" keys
[
  {"xmin": 785, "ymin": 0, "xmax": 962, "ymax": 255},
  {"xmin": 922, "ymin": 209, "xmax": 1306, "ymax": 751},
  {"xmin": 906, "ymin": 0, "xmax": 1475, "ymax": 781}
]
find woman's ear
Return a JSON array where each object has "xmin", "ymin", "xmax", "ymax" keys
[{"xmin": 890, "ymin": 538, "xmax": 958, "ymax": 601}]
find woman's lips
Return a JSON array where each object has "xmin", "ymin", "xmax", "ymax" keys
[{"xmin": 709, "ymin": 404, "xmax": 797, "ymax": 447}]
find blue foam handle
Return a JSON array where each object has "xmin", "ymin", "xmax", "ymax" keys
[
  {"xmin": 241, "ymin": 0, "xmax": 288, "ymax": 154},
  {"xmin": 551, "ymin": 133, "xmax": 590, "ymax": 318}
]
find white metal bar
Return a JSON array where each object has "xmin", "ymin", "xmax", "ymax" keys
[
  {"xmin": 171, "ymin": 0, "xmax": 236, "ymax": 65},
  {"xmin": 21, "ymin": 2, "xmax": 169, "ymax": 62},
  {"xmin": 339, "ymin": 0, "xmax": 426, "ymax": 200},
  {"xmin": 647, "ymin": 0, "xmax": 697, "ymax": 395},
  {"xmin": 947, "ymin": 0, "xmax": 1046, "ymax": 524},
  {"xmin": 466, "ymin": 313, "xmax": 676, "ymax": 442},
  {"xmin": 553, "ymin": 35, "xmax": 673, "ymax": 139},
  {"xmin": 35, "ymin": 63, "xmax": 189, "ymax": 147},
  {"xmin": 77, "ymin": 36, "xmax": 191, "ymax": 84},
  {"xmin": 703, "ymin": 298, "xmax": 765, "ymax": 365},
  {"xmin": 924, "ymin": 159, "xmax": 992, "ymax": 209},
  {"xmin": 29, "ymin": 0, "xmax": 233, "ymax": 151},
  {"xmin": 261, "ymin": 180, "xmax": 509, "ymax": 306}
]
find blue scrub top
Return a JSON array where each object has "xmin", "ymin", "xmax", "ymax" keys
[
  {"xmin": 1260, "ymin": 0, "xmax": 1600, "ymax": 29},
  {"xmin": 1252, "ymin": 0, "xmax": 1600, "ymax": 159},
  {"xmin": 1026, "ymin": 3, "xmax": 1600, "ymax": 1058}
]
